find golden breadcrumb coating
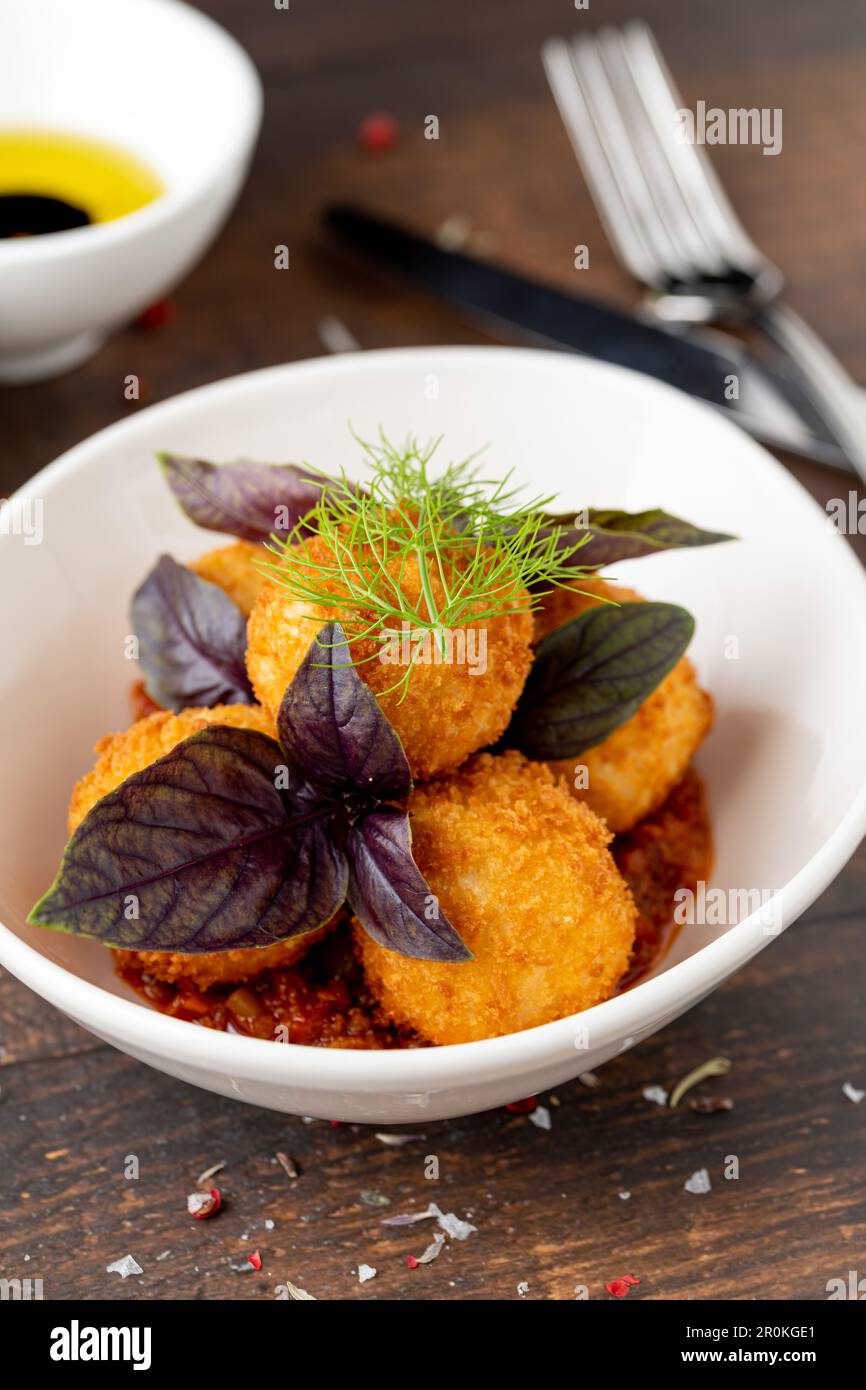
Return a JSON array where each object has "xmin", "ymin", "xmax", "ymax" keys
[
  {"xmin": 68, "ymin": 703, "xmax": 323, "ymax": 987},
  {"xmin": 532, "ymin": 573, "xmax": 640, "ymax": 644},
  {"xmin": 68, "ymin": 704, "xmax": 275, "ymax": 833},
  {"xmin": 188, "ymin": 540, "xmax": 267, "ymax": 617},
  {"xmin": 355, "ymin": 751, "xmax": 637, "ymax": 1044},
  {"xmin": 112, "ymin": 938, "xmax": 326, "ymax": 991},
  {"xmin": 536, "ymin": 576, "xmax": 714, "ymax": 832},
  {"xmin": 245, "ymin": 533, "xmax": 534, "ymax": 780}
]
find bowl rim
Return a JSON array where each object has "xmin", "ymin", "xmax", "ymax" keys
[
  {"xmin": 3, "ymin": 345, "xmax": 866, "ymax": 1090},
  {"xmin": 0, "ymin": 0, "xmax": 263, "ymax": 265}
]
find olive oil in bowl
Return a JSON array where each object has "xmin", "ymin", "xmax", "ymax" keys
[{"xmin": 0, "ymin": 130, "xmax": 163, "ymax": 238}]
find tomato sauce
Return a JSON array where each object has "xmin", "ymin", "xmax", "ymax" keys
[
  {"xmin": 114, "ymin": 767, "xmax": 711, "ymax": 1047},
  {"xmin": 614, "ymin": 769, "xmax": 712, "ymax": 990}
]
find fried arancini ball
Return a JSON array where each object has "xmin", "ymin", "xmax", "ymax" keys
[
  {"xmin": 67, "ymin": 703, "xmax": 275, "ymax": 833},
  {"xmin": 354, "ymin": 751, "xmax": 637, "ymax": 1044},
  {"xmin": 188, "ymin": 540, "xmax": 267, "ymax": 617},
  {"xmin": 68, "ymin": 703, "xmax": 325, "ymax": 988},
  {"xmin": 535, "ymin": 576, "xmax": 714, "ymax": 832},
  {"xmin": 532, "ymin": 573, "xmax": 639, "ymax": 645},
  {"xmin": 112, "ymin": 938, "xmax": 323, "ymax": 991},
  {"xmin": 246, "ymin": 534, "xmax": 534, "ymax": 780}
]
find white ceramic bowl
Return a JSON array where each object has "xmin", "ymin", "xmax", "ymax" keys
[
  {"xmin": 0, "ymin": 0, "xmax": 262, "ymax": 382},
  {"xmin": 2, "ymin": 347, "xmax": 866, "ymax": 1122}
]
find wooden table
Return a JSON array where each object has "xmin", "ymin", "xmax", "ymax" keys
[{"xmin": 2, "ymin": 0, "xmax": 865, "ymax": 1301}]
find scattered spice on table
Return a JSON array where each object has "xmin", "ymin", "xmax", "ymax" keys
[
  {"xmin": 276, "ymin": 1151, "xmax": 300, "ymax": 1179},
  {"xmin": 605, "ymin": 1273, "xmax": 640, "ymax": 1298},
  {"xmin": 383, "ymin": 1203, "xmax": 477, "ymax": 1241},
  {"xmin": 688, "ymin": 1095, "xmax": 734, "ymax": 1114},
  {"xmin": 135, "ymin": 299, "xmax": 175, "ymax": 330},
  {"xmin": 317, "ymin": 315, "xmax": 360, "ymax": 354},
  {"xmin": 361, "ymin": 1189, "xmax": 391, "ymax": 1208},
  {"xmin": 196, "ymin": 1161, "xmax": 226, "ymax": 1186},
  {"xmin": 408, "ymin": 1233, "xmax": 446, "ymax": 1268},
  {"xmin": 187, "ymin": 1188, "xmax": 221, "ymax": 1219},
  {"xmin": 357, "ymin": 111, "xmax": 399, "ymax": 153},
  {"xmin": 506, "ymin": 1096, "xmax": 538, "ymax": 1114},
  {"xmin": 669, "ymin": 1056, "xmax": 732, "ymax": 1109},
  {"xmin": 286, "ymin": 1281, "xmax": 316, "ymax": 1301}
]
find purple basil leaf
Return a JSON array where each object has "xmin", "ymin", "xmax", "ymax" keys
[
  {"xmin": 131, "ymin": 554, "xmax": 255, "ymax": 712},
  {"xmin": 506, "ymin": 601, "xmax": 695, "ymax": 759},
  {"xmin": 541, "ymin": 507, "xmax": 734, "ymax": 570},
  {"xmin": 277, "ymin": 620, "xmax": 412, "ymax": 802},
  {"xmin": 347, "ymin": 807, "xmax": 471, "ymax": 963},
  {"xmin": 158, "ymin": 453, "xmax": 331, "ymax": 543},
  {"xmin": 28, "ymin": 726, "xmax": 347, "ymax": 951}
]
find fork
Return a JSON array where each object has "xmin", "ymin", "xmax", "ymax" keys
[{"xmin": 542, "ymin": 20, "xmax": 866, "ymax": 480}]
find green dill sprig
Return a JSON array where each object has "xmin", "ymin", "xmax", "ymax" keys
[{"xmin": 257, "ymin": 430, "xmax": 595, "ymax": 699}]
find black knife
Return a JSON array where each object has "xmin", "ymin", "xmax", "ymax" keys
[{"xmin": 325, "ymin": 204, "xmax": 849, "ymax": 471}]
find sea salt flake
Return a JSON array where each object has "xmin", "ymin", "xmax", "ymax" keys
[
  {"xmin": 517, "ymin": 1280, "xmax": 530, "ymax": 1296},
  {"xmin": 618, "ymin": 1191, "xmax": 631, "ymax": 1200},
  {"xmin": 106, "ymin": 1255, "xmax": 142, "ymax": 1279},
  {"xmin": 529, "ymin": 1105, "xmax": 552, "ymax": 1131},
  {"xmin": 643, "ymin": 1085, "xmax": 669, "ymax": 1106},
  {"xmin": 430, "ymin": 1204, "xmax": 477, "ymax": 1241},
  {"xmin": 578, "ymin": 1071, "xmax": 601, "ymax": 1088},
  {"xmin": 684, "ymin": 1168, "xmax": 712, "ymax": 1195},
  {"xmin": 187, "ymin": 1191, "xmax": 213, "ymax": 1216},
  {"xmin": 843, "ymin": 1082, "xmax": 865, "ymax": 1104},
  {"xmin": 358, "ymin": 1264, "xmax": 377, "ymax": 1283}
]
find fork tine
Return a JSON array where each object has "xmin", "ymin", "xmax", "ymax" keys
[
  {"xmin": 541, "ymin": 36, "xmax": 672, "ymax": 289},
  {"xmin": 594, "ymin": 25, "xmax": 726, "ymax": 278},
  {"xmin": 572, "ymin": 34, "xmax": 697, "ymax": 284},
  {"xmin": 619, "ymin": 20, "xmax": 767, "ymax": 274}
]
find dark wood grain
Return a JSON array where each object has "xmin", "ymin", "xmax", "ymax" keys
[{"xmin": 1, "ymin": 0, "xmax": 865, "ymax": 1301}]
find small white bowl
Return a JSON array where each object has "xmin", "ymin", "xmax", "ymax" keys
[
  {"xmin": 2, "ymin": 348, "xmax": 866, "ymax": 1122},
  {"xmin": 0, "ymin": 0, "xmax": 262, "ymax": 382}
]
